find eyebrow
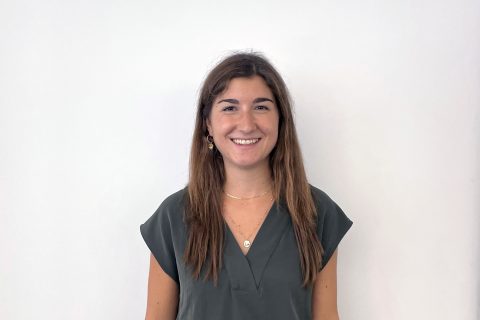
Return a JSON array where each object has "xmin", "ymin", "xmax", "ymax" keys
[{"xmin": 217, "ymin": 97, "xmax": 274, "ymax": 104}]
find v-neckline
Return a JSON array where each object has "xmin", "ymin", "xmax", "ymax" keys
[
  {"xmin": 223, "ymin": 201, "xmax": 290, "ymax": 292},
  {"xmin": 224, "ymin": 200, "xmax": 275, "ymax": 258}
]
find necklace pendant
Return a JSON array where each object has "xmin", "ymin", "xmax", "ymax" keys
[{"xmin": 243, "ymin": 240, "xmax": 251, "ymax": 248}]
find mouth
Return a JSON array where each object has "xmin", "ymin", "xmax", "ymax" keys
[{"xmin": 231, "ymin": 138, "xmax": 261, "ymax": 145}]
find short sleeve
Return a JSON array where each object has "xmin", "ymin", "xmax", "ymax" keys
[
  {"xmin": 140, "ymin": 200, "xmax": 179, "ymax": 284},
  {"xmin": 312, "ymin": 186, "xmax": 353, "ymax": 269}
]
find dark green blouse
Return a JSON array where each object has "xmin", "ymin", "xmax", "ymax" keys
[{"xmin": 140, "ymin": 185, "xmax": 352, "ymax": 320}]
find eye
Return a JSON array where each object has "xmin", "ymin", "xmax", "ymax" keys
[
  {"xmin": 255, "ymin": 105, "xmax": 270, "ymax": 111},
  {"xmin": 222, "ymin": 106, "xmax": 236, "ymax": 112}
]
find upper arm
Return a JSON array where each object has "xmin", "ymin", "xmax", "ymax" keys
[
  {"xmin": 312, "ymin": 249, "xmax": 339, "ymax": 320},
  {"xmin": 145, "ymin": 253, "xmax": 179, "ymax": 320}
]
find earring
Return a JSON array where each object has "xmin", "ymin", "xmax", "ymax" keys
[{"xmin": 207, "ymin": 135, "xmax": 214, "ymax": 150}]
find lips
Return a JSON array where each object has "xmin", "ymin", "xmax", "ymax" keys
[{"xmin": 231, "ymin": 138, "xmax": 260, "ymax": 145}]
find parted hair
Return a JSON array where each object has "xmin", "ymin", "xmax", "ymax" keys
[{"xmin": 184, "ymin": 52, "xmax": 324, "ymax": 287}]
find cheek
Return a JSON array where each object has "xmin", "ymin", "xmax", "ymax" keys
[
  {"xmin": 210, "ymin": 117, "xmax": 233, "ymax": 137},
  {"xmin": 272, "ymin": 129, "xmax": 279, "ymax": 146},
  {"xmin": 269, "ymin": 116, "xmax": 280, "ymax": 138},
  {"xmin": 271, "ymin": 120, "xmax": 280, "ymax": 146},
  {"xmin": 207, "ymin": 114, "xmax": 220, "ymax": 134}
]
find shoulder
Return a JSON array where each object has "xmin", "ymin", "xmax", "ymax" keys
[
  {"xmin": 308, "ymin": 184, "xmax": 339, "ymax": 215},
  {"xmin": 308, "ymin": 184, "xmax": 352, "ymax": 228},
  {"xmin": 145, "ymin": 187, "xmax": 188, "ymax": 227},
  {"xmin": 157, "ymin": 187, "xmax": 188, "ymax": 213},
  {"xmin": 309, "ymin": 184, "xmax": 353, "ymax": 268},
  {"xmin": 140, "ymin": 188, "xmax": 187, "ymax": 285}
]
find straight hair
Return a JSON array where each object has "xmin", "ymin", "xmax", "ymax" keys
[{"xmin": 184, "ymin": 52, "xmax": 324, "ymax": 287}]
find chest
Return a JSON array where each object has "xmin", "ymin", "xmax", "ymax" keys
[
  {"xmin": 222, "ymin": 197, "xmax": 274, "ymax": 255},
  {"xmin": 175, "ymin": 203, "xmax": 308, "ymax": 293},
  {"xmin": 174, "ymin": 209, "xmax": 313, "ymax": 319}
]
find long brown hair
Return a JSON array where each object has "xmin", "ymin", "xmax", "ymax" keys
[{"xmin": 184, "ymin": 52, "xmax": 324, "ymax": 286}]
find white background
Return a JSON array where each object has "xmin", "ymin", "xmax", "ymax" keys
[{"xmin": 1, "ymin": 0, "xmax": 478, "ymax": 319}]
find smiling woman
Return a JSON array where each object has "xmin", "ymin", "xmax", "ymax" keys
[
  {"xmin": 140, "ymin": 52, "xmax": 353, "ymax": 320},
  {"xmin": 207, "ymin": 76, "xmax": 279, "ymax": 171}
]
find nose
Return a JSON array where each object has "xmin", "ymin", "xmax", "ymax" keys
[{"xmin": 237, "ymin": 109, "xmax": 256, "ymax": 132}]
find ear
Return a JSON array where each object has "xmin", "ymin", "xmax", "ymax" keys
[{"xmin": 206, "ymin": 118, "xmax": 212, "ymax": 135}]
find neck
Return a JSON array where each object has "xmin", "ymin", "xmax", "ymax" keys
[{"xmin": 223, "ymin": 162, "xmax": 272, "ymax": 198}]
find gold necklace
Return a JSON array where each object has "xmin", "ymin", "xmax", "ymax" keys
[
  {"xmin": 225, "ymin": 198, "xmax": 274, "ymax": 248},
  {"xmin": 224, "ymin": 189, "xmax": 270, "ymax": 200}
]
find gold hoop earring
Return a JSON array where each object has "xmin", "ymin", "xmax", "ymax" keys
[{"xmin": 207, "ymin": 135, "xmax": 214, "ymax": 150}]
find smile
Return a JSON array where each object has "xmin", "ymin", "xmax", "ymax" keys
[{"xmin": 231, "ymin": 138, "xmax": 260, "ymax": 145}]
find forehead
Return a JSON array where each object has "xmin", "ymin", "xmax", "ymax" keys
[{"xmin": 216, "ymin": 76, "xmax": 274, "ymax": 100}]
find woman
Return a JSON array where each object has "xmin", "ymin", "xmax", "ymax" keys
[{"xmin": 140, "ymin": 52, "xmax": 353, "ymax": 320}]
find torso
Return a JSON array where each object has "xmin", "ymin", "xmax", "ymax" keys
[
  {"xmin": 141, "ymin": 185, "xmax": 352, "ymax": 320},
  {"xmin": 222, "ymin": 194, "xmax": 275, "ymax": 255}
]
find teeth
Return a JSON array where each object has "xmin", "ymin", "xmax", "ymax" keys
[{"xmin": 232, "ymin": 138, "xmax": 259, "ymax": 145}]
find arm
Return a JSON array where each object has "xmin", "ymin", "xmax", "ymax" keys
[
  {"xmin": 145, "ymin": 253, "xmax": 179, "ymax": 320},
  {"xmin": 312, "ymin": 249, "xmax": 339, "ymax": 320}
]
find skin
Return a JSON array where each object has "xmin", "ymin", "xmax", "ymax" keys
[
  {"xmin": 145, "ymin": 254, "xmax": 178, "ymax": 320},
  {"xmin": 207, "ymin": 75, "xmax": 279, "ymax": 177},
  {"xmin": 207, "ymin": 76, "xmax": 280, "ymax": 256},
  {"xmin": 144, "ymin": 76, "xmax": 340, "ymax": 319},
  {"xmin": 312, "ymin": 249, "xmax": 340, "ymax": 320}
]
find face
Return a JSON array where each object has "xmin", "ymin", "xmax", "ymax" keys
[{"xmin": 206, "ymin": 76, "xmax": 279, "ymax": 171}]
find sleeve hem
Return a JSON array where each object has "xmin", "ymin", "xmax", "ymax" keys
[
  {"xmin": 140, "ymin": 224, "xmax": 180, "ymax": 285},
  {"xmin": 321, "ymin": 218, "xmax": 353, "ymax": 270}
]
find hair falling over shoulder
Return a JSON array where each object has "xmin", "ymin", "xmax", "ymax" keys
[{"xmin": 183, "ymin": 51, "xmax": 324, "ymax": 287}]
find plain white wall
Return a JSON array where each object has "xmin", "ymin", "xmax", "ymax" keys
[{"xmin": 1, "ymin": 0, "xmax": 478, "ymax": 319}]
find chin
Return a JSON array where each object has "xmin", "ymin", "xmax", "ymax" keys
[{"xmin": 227, "ymin": 158, "xmax": 269, "ymax": 170}]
